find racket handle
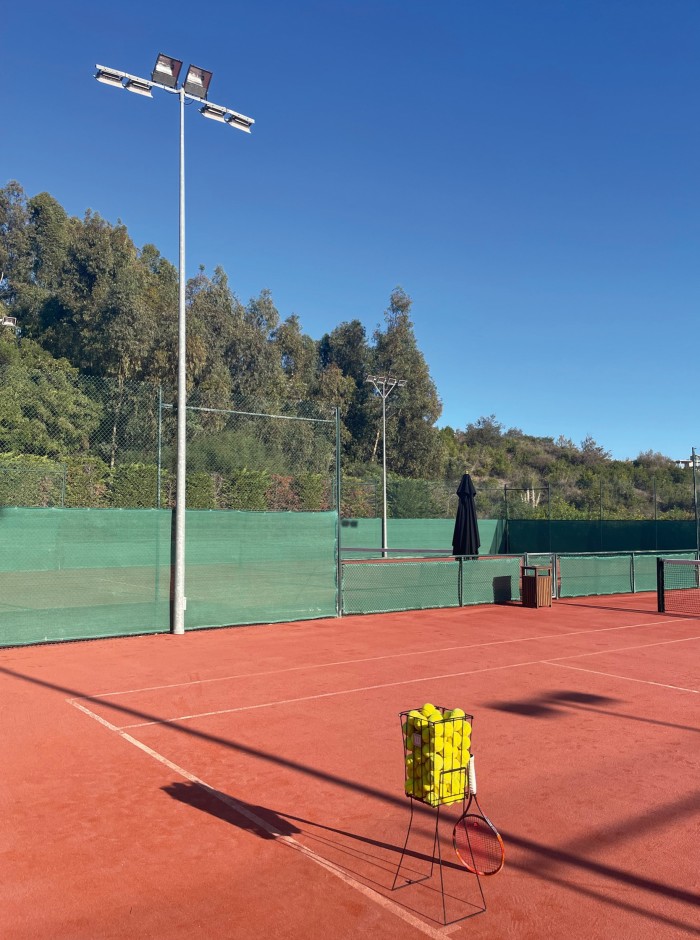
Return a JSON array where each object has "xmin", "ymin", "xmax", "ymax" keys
[{"xmin": 468, "ymin": 755, "xmax": 477, "ymax": 795}]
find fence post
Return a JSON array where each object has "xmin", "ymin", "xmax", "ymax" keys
[
  {"xmin": 157, "ymin": 384, "xmax": 163, "ymax": 509},
  {"xmin": 504, "ymin": 485, "xmax": 509, "ymax": 553}
]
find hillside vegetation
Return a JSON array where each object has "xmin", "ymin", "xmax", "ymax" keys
[{"xmin": 0, "ymin": 181, "xmax": 693, "ymax": 518}]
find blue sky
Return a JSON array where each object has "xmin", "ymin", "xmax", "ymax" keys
[{"xmin": 4, "ymin": 1, "xmax": 700, "ymax": 460}]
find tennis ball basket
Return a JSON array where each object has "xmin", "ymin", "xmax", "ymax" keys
[
  {"xmin": 399, "ymin": 704, "xmax": 473, "ymax": 807},
  {"xmin": 393, "ymin": 703, "xmax": 487, "ymax": 924}
]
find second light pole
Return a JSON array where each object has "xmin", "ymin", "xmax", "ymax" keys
[{"xmin": 366, "ymin": 375, "xmax": 406, "ymax": 558}]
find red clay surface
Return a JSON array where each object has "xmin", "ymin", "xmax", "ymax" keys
[{"xmin": 3, "ymin": 593, "xmax": 699, "ymax": 939}]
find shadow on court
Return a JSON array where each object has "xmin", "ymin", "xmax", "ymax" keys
[
  {"xmin": 485, "ymin": 688, "xmax": 700, "ymax": 734},
  {"xmin": 162, "ymin": 780, "xmax": 301, "ymax": 840}
]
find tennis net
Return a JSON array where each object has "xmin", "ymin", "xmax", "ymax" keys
[{"xmin": 657, "ymin": 557, "xmax": 700, "ymax": 615}]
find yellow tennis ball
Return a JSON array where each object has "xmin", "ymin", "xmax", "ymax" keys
[
  {"xmin": 421, "ymin": 702, "xmax": 437, "ymax": 717},
  {"xmin": 451, "ymin": 708, "xmax": 465, "ymax": 719}
]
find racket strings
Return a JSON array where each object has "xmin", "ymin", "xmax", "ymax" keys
[{"xmin": 454, "ymin": 815, "xmax": 504, "ymax": 875}]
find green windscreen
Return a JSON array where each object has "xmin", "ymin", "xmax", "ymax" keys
[
  {"xmin": 508, "ymin": 519, "xmax": 697, "ymax": 554},
  {"xmin": 342, "ymin": 559, "xmax": 461, "ymax": 614},
  {"xmin": 0, "ymin": 507, "xmax": 171, "ymax": 646},
  {"xmin": 462, "ymin": 555, "xmax": 522, "ymax": 604},
  {"xmin": 558, "ymin": 553, "xmax": 633, "ymax": 597},
  {"xmin": 0, "ymin": 508, "xmax": 338, "ymax": 646},
  {"xmin": 632, "ymin": 551, "xmax": 696, "ymax": 592},
  {"xmin": 558, "ymin": 550, "xmax": 697, "ymax": 598},
  {"xmin": 341, "ymin": 555, "xmax": 522, "ymax": 614},
  {"xmin": 184, "ymin": 510, "xmax": 338, "ymax": 628},
  {"xmin": 340, "ymin": 517, "xmax": 505, "ymax": 556}
]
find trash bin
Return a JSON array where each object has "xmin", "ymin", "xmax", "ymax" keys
[{"xmin": 522, "ymin": 565, "xmax": 552, "ymax": 608}]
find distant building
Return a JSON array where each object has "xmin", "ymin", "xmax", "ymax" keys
[
  {"xmin": 1, "ymin": 315, "xmax": 17, "ymax": 329},
  {"xmin": 675, "ymin": 455, "xmax": 700, "ymax": 470}
]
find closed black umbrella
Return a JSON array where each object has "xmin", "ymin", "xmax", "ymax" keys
[{"xmin": 452, "ymin": 473, "xmax": 480, "ymax": 556}]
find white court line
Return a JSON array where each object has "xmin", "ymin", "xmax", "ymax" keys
[
  {"xmin": 90, "ymin": 616, "xmax": 693, "ymax": 699},
  {"xmin": 117, "ymin": 633, "xmax": 700, "ymax": 729},
  {"xmin": 546, "ymin": 662, "xmax": 699, "ymax": 694},
  {"xmin": 68, "ymin": 698, "xmax": 457, "ymax": 940}
]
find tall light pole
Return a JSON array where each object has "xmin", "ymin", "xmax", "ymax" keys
[
  {"xmin": 366, "ymin": 375, "xmax": 406, "ymax": 557},
  {"xmin": 95, "ymin": 55, "xmax": 254, "ymax": 634}
]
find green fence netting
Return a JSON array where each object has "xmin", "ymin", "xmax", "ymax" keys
[
  {"xmin": 342, "ymin": 559, "xmax": 461, "ymax": 614},
  {"xmin": 0, "ymin": 507, "xmax": 171, "ymax": 646},
  {"xmin": 557, "ymin": 551, "xmax": 697, "ymax": 598},
  {"xmin": 340, "ymin": 518, "xmax": 505, "ymax": 557},
  {"xmin": 0, "ymin": 507, "xmax": 338, "ymax": 646},
  {"xmin": 341, "ymin": 555, "xmax": 522, "ymax": 615},
  {"xmin": 184, "ymin": 510, "xmax": 338, "ymax": 628},
  {"xmin": 462, "ymin": 556, "xmax": 522, "ymax": 605},
  {"xmin": 507, "ymin": 519, "xmax": 697, "ymax": 554}
]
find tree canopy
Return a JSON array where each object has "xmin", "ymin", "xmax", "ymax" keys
[{"xmin": 0, "ymin": 179, "xmax": 691, "ymax": 519}]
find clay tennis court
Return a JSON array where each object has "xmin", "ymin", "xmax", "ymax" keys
[{"xmin": 3, "ymin": 593, "xmax": 699, "ymax": 939}]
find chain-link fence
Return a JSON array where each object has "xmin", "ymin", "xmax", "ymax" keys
[
  {"xmin": 0, "ymin": 374, "xmax": 341, "ymax": 511},
  {"xmin": 1, "ymin": 367, "xmax": 697, "ymax": 521}
]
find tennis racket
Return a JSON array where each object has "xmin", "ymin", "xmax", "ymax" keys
[{"xmin": 452, "ymin": 755, "xmax": 505, "ymax": 876}]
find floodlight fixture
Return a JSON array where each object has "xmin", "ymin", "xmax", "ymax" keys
[
  {"xmin": 225, "ymin": 111, "xmax": 254, "ymax": 133},
  {"xmin": 151, "ymin": 53, "xmax": 183, "ymax": 88},
  {"xmin": 125, "ymin": 78, "xmax": 153, "ymax": 98},
  {"xmin": 95, "ymin": 68, "xmax": 124, "ymax": 89},
  {"xmin": 200, "ymin": 103, "xmax": 228, "ymax": 123},
  {"xmin": 183, "ymin": 65, "xmax": 213, "ymax": 99}
]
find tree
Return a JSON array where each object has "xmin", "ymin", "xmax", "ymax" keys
[
  {"xmin": 580, "ymin": 435, "xmax": 611, "ymax": 465},
  {"xmin": 369, "ymin": 287, "xmax": 442, "ymax": 477},
  {"xmin": 0, "ymin": 181, "xmax": 31, "ymax": 307},
  {"xmin": 0, "ymin": 332, "xmax": 100, "ymax": 457},
  {"xmin": 273, "ymin": 313, "xmax": 318, "ymax": 398},
  {"xmin": 318, "ymin": 319, "xmax": 373, "ymax": 461}
]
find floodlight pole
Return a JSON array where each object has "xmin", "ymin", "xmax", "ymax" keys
[
  {"xmin": 693, "ymin": 447, "xmax": 699, "ymax": 556},
  {"xmin": 94, "ymin": 57, "xmax": 254, "ymax": 635},
  {"xmin": 366, "ymin": 376, "xmax": 406, "ymax": 558},
  {"xmin": 174, "ymin": 84, "xmax": 187, "ymax": 634}
]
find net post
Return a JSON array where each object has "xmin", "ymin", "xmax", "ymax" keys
[{"xmin": 657, "ymin": 557, "xmax": 665, "ymax": 613}]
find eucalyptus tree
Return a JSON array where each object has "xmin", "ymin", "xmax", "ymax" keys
[{"xmin": 370, "ymin": 287, "xmax": 442, "ymax": 477}]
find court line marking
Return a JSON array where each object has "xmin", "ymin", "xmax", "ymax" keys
[
  {"xmin": 116, "ymin": 633, "xmax": 700, "ymax": 729},
  {"xmin": 69, "ymin": 698, "xmax": 458, "ymax": 940},
  {"xmin": 89, "ymin": 616, "xmax": 694, "ymax": 699},
  {"xmin": 545, "ymin": 662, "xmax": 699, "ymax": 694}
]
